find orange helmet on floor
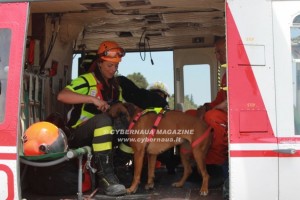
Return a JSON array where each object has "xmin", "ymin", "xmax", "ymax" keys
[
  {"xmin": 97, "ymin": 41, "xmax": 125, "ymax": 63},
  {"xmin": 23, "ymin": 121, "xmax": 68, "ymax": 156}
]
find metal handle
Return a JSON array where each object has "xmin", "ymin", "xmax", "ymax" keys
[{"xmin": 274, "ymin": 148, "xmax": 296, "ymax": 154}]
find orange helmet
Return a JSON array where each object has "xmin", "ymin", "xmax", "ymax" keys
[
  {"xmin": 97, "ymin": 41, "xmax": 125, "ymax": 63},
  {"xmin": 23, "ymin": 121, "xmax": 68, "ymax": 156}
]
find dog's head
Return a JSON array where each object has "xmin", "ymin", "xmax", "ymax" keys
[{"xmin": 108, "ymin": 102, "xmax": 141, "ymax": 130}]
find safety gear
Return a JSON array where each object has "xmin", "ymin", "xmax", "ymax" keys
[
  {"xmin": 66, "ymin": 73, "xmax": 123, "ymax": 128},
  {"xmin": 94, "ymin": 152, "xmax": 126, "ymax": 196},
  {"xmin": 23, "ymin": 121, "xmax": 68, "ymax": 156},
  {"xmin": 148, "ymin": 81, "xmax": 170, "ymax": 97},
  {"xmin": 97, "ymin": 41, "xmax": 125, "ymax": 63}
]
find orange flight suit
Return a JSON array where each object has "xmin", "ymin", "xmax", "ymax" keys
[{"xmin": 185, "ymin": 73, "xmax": 228, "ymax": 165}]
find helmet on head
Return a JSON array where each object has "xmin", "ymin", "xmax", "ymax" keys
[
  {"xmin": 23, "ymin": 121, "xmax": 68, "ymax": 156},
  {"xmin": 148, "ymin": 81, "xmax": 170, "ymax": 98},
  {"xmin": 97, "ymin": 41, "xmax": 125, "ymax": 63}
]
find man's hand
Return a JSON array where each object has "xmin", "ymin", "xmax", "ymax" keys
[
  {"xmin": 213, "ymin": 100, "xmax": 227, "ymax": 112},
  {"xmin": 196, "ymin": 105, "xmax": 206, "ymax": 120}
]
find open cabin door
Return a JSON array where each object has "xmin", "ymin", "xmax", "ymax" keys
[
  {"xmin": 226, "ymin": 0, "xmax": 279, "ymax": 199},
  {"xmin": 0, "ymin": 2, "xmax": 29, "ymax": 199},
  {"xmin": 272, "ymin": 1, "xmax": 300, "ymax": 200}
]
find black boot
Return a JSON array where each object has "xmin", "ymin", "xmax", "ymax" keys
[{"xmin": 94, "ymin": 152, "xmax": 127, "ymax": 196}]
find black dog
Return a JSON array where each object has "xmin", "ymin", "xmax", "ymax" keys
[{"xmin": 116, "ymin": 76, "xmax": 169, "ymax": 109}]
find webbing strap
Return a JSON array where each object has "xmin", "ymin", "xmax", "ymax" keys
[
  {"xmin": 191, "ymin": 126, "xmax": 212, "ymax": 148},
  {"xmin": 127, "ymin": 108, "xmax": 167, "ymax": 143},
  {"xmin": 146, "ymin": 109, "xmax": 166, "ymax": 142}
]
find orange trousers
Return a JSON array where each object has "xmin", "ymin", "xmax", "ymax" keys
[{"xmin": 185, "ymin": 109, "xmax": 228, "ymax": 165}]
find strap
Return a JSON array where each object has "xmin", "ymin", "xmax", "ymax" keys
[
  {"xmin": 127, "ymin": 108, "xmax": 167, "ymax": 143},
  {"xmin": 191, "ymin": 127, "xmax": 212, "ymax": 148},
  {"xmin": 146, "ymin": 109, "xmax": 166, "ymax": 142},
  {"xmin": 128, "ymin": 112, "xmax": 143, "ymax": 130}
]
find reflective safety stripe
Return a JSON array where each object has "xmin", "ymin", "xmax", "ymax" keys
[
  {"xmin": 221, "ymin": 86, "xmax": 228, "ymax": 91},
  {"xmin": 94, "ymin": 126, "xmax": 113, "ymax": 137},
  {"xmin": 119, "ymin": 142, "xmax": 134, "ymax": 154},
  {"xmin": 93, "ymin": 126, "xmax": 113, "ymax": 152},
  {"xmin": 93, "ymin": 141, "xmax": 112, "ymax": 152},
  {"xmin": 143, "ymin": 107, "xmax": 162, "ymax": 115}
]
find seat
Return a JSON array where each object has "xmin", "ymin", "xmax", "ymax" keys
[{"xmin": 20, "ymin": 146, "xmax": 95, "ymax": 200}]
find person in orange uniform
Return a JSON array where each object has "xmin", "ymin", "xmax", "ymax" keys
[
  {"xmin": 186, "ymin": 37, "xmax": 227, "ymax": 165},
  {"xmin": 185, "ymin": 37, "xmax": 228, "ymax": 199},
  {"xmin": 198, "ymin": 37, "xmax": 228, "ymax": 166}
]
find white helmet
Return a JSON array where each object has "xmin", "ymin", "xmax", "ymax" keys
[{"xmin": 148, "ymin": 81, "xmax": 170, "ymax": 97}]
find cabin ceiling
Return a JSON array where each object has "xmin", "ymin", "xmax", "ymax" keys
[{"xmin": 30, "ymin": 0, "xmax": 225, "ymax": 52}]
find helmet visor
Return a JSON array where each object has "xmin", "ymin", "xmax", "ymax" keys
[{"xmin": 101, "ymin": 47, "xmax": 125, "ymax": 58}]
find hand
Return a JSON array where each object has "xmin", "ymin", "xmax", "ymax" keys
[
  {"xmin": 91, "ymin": 97, "xmax": 110, "ymax": 112},
  {"xmin": 213, "ymin": 100, "xmax": 227, "ymax": 112},
  {"xmin": 196, "ymin": 105, "xmax": 206, "ymax": 120}
]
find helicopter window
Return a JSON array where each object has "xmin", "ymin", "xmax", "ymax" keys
[
  {"xmin": 291, "ymin": 14, "xmax": 300, "ymax": 134},
  {"xmin": 0, "ymin": 28, "xmax": 11, "ymax": 122}
]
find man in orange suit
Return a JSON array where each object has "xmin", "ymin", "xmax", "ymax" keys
[
  {"xmin": 198, "ymin": 37, "xmax": 228, "ymax": 166},
  {"xmin": 186, "ymin": 37, "xmax": 227, "ymax": 165},
  {"xmin": 185, "ymin": 37, "xmax": 229, "ymax": 199}
]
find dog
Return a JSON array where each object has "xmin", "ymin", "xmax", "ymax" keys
[
  {"xmin": 108, "ymin": 102, "xmax": 212, "ymax": 196},
  {"xmin": 117, "ymin": 75, "xmax": 169, "ymax": 109}
]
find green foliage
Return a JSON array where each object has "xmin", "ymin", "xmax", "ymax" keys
[
  {"xmin": 183, "ymin": 95, "xmax": 198, "ymax": 110},
  {"xmin": 127, "ymin": 72, "xmax": 148, "ymax": 89},
  {"xmin": 167, "ymin": 94, "xmax": 197, "ymax": 111},
  {"xmin": 168, "ymin": 95, "xmax": 175, "ymax": 109}
]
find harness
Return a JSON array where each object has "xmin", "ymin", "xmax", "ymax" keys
[
  {"xmin": 128, "ymin": 108, "xmax": 212, "ymax": 148},
  {"xmin": 128, "ymin": 108, "xmax": 167, "ymax": 143}
]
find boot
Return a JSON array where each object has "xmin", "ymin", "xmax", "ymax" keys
[{"xmin": 94, "ymin": 152, "xmax": 127, "ymax": 196}]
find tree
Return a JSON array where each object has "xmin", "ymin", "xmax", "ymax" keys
[
  {"xmin": 183, "ymin": 95, "xmax": 198, "ymax": 110},
  {"xmin": 168, "ymin": 94, "xmax": 198, "ymax": 111},
  {"xmin": 127, "ymin": 72, "xmax": 148, "ymax": 89}
]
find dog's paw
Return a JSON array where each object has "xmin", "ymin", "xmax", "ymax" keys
[
  {"xmin": 145, "ymin": 182, "xmax": 154, "ymax": 190},
  {"xmin": 199, "ymin": 190, "xmax": 209, "ymax": 196},
  {"xmin": 171, "ymin": 182, "xmax": 183, "ymax": 188},
  {"xmin": 126, "ymin": 187, "xmax": 138, "ymax": 194}
]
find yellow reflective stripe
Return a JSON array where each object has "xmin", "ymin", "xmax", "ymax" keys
[
  {"xmin": 119, "ymin": 87, "xmax": 123, "ymax": 101},
  {"xmin": 119, "ymin": 143, "xmax": 134, "ymax": 154},
  {"xmin": 221, "ymin": 64, "xmax": 228, "ymax": 68},
  {"xmin": 82, "ymin": 59, "xmax": 93, "ymax": 62},
  {"xmin": 94, "ymin": 126, "xmax": 113, "ymax": 137},
  {"xmin": 72, "ymin": 112, "xmax": 95, "ymax": 128},
  {"xmin": 143, "ymin": 107, "xmax": 162, "ymax": 114},
  {"xmin": 93, "ymin": 142, "xmax": 112, "ymax": 151},
  {"xmin": 153, "ymin": 107, "xmax": 162, "ymax": 113},
  {"xmin": 220, "ymin": 86, "xmax": 228, "ymax": 91}
]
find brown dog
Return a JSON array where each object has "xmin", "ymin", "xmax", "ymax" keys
[{"xmin": 108, "ymin": 102, "xmax": 212, "ymax": 196}]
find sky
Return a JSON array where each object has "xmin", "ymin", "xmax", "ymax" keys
[
  {"xmin": 73, "ymin": 51, "xmax": 211, "ymax": 106},
  {"xmin": 118, "ymin": 51, "xmax": 211, "ymax": 106},
  {"xmin": 117, "ymin": 51, "xmax": 174, "ymax": 93}
]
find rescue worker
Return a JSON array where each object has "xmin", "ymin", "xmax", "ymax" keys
[
  {"xmin": 57, "ymin": 41, "xmax": 127, "ymax": 196},
  {"xmin": 184, "ymin": 37, "xmax": 228, "ymax": 199},
  {"xmin": 197, "ymin": 37, "xmax": 228, "ymax": 199},
  {"xmin": 148, "ymin": 81, "xmax": 170, "ymax": 106},
  {"xmin": 197, "ymin": 37, "xmax": 228, "ymax": 164}
]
